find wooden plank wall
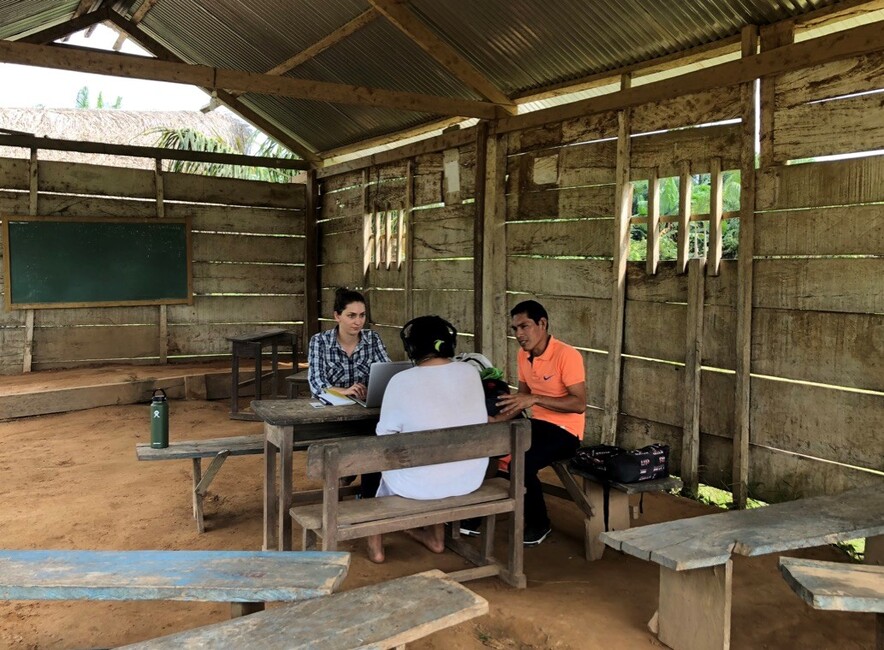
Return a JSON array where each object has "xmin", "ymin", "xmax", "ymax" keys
[
  {"xmin": 317, "ymin": 135, "xmax": 479, "ymax": 361},
  {"xmin": 0, "ymin": 159, "xmax": 305, "ymax": 373},
  {"xmin": 314, "ymin": 40, "xmax": 884, "ymax": 504}
]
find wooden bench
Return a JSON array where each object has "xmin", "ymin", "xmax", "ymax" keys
[
  {"xmin": 117, "ymin": 569, "xmax": 488, "ymax": 649},
  {"xmin": 601, "ymin": 485, "xmax": 884, "ymax": 650},
  {"xmin": 290, "ymin": 420, "xmax": 531, "ymax": 588},
  {"xmin": 543, "ymin": 460, "xmax": 682, "ymax": 561},
  {"xmin": 0, "ymin": 549, "xmax": 350, "ymax": 620},
  {"xmin": 136, "ymin": 434, "xmax": 358, "ymax": 533},
  {"xmin": 779, "ymin": 557, "xmax": 884, "ymax": 649}
]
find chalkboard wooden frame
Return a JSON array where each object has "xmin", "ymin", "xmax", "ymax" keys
[{"xmin": 2, "ymin": 215, "xmax": 193, "ymax": 310}]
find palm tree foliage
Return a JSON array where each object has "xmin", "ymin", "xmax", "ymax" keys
[
  {"xmin": 629, "ymin": 171, "xmax": 742, "ymax": 261},
  {"xmin": 148, "ymin": 126, "xmax": 299, "ymax": 183},
  {"xmin": 75, "ymin": 86, "xmax": 123, "ymax": 109}
]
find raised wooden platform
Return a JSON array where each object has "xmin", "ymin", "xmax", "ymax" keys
[{"xmin": 0, "ymin": 362, "xmax": 293, "ymax": 420}]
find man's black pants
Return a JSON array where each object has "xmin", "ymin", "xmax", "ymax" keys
[{"xmin": 523, "ymin": 418, "xmax": 579, "ymax": 529}]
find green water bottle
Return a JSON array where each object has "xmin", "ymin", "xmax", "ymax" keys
[{"xmin": 150, "ymin": 389, "xmax": 169, "ymax": 449}]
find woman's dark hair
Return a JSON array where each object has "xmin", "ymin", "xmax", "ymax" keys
[
  {"xmin": 400, "ymin": 315, "xmax": 458, "ymax": 361},
  {"xmin": 333, "ymin": 287, "xmax": 366, "ymax": 314},
  {"xmin": 510, "ymin": 299, "xmax": 549, "ymax": 326}
]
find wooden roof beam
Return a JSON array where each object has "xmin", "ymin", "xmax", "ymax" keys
[
  {"xmin": 0, "ymin": 39, "xmax": 501, "ymax": 121},
  {"xmin": 104, "ymin": 12, "xmax": 322, "ymax": 164},
  {"xmin": 368, "ymin": 0, "xmax": 516, "ymax": 113}
]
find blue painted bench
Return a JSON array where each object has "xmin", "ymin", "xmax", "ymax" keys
[
  {"xmin": 0, "ymin": 549, "xmax": 350, "ymax": 620},
  {"xmin": 117, "ymin": 570, "xmax": 487, "ymax": 649}
]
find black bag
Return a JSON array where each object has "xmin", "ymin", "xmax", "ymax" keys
[
  {"xmin": 573, "ymin": 443, "xmax": 669, "ymax": 483},
  {"xmin": 482, "ymin": 377, "xmax": 510, "ymax": 416}
]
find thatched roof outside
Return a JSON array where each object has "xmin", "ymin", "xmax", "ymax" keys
[{"xmin": 0, "ymin": 108, "xmax": 252, "ymax": 170}]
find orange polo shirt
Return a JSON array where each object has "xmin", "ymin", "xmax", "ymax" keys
[{"xmin": 517, "ymin": 336, "xmax": 585, "ymax": 439}]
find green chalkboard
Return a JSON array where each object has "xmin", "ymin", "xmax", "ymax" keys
[{"xmin": 2, "ymin": 217, "xmax": 192, "ymax": 309}]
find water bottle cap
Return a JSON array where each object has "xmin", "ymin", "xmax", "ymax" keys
[{"xmin": 152, "ymin": 388, "xmax": 168, "ymax": 401}]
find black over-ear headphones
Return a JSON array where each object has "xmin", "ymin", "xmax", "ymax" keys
[{"xmin": 400, "ymin": 316, "xmax": 458, "ymax": 360}]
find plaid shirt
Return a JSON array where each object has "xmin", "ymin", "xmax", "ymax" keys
[{"xmin": 307, "ymin": 327, "xmax": 391, "ymax": 396}]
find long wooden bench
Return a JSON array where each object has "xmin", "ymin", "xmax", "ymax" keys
[
  {"xmin": 542, "ymin": 460, "xmax": 682, "ymax": 561},
  {"xmin": 290, "ymin": 420, "xmax": 532, "ymax": 588},
  {"xmin": 136, "ymin": 433, "xmax": 359, "ymax": 533},
  {"xmin": 117, "ymin": 570, "xmax": 488, "ymax": 649},
  {"xmin": 600, "ymin": 485, "xmax": 884, "ymax": 650},
  {"xmin": 779, "ymin": 557, "xmax": 884, "ymax": 649},
  {"xmin": 0, "ymin": 549, "xmax": 350, "ymax": 620}
]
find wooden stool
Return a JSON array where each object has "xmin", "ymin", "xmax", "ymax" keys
[
  {"xmin": 226, "ymin": 329, "xmax": 296, "ymax": 420},
  {"xmin": 285, "ymin": 369, "xmax": 310, "ymax": 398}
]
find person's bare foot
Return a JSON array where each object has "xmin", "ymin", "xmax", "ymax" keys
[
  {"xmin": 404, "ymin": 524, "xmax": 445, "ymax": 553},
  {"xmin": 366, "ymin": 534, "xmax": 385, "ymax": 563}
]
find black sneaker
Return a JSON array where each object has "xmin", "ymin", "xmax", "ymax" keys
[
  {"xmin": 523, "ymin": 525, "xmax": 551, "ymax": 546},
  {"xmin": 458, "ymin": 517, "xmax": 481, "ymax": 537}
]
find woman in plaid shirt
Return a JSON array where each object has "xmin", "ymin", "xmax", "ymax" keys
[{"xmin": 307, "ymin": 288, "xmax": 391, "ymax": 400}]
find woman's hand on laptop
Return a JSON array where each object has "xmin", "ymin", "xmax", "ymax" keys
[{"xmin": 338, "ymin": 383, "xmax": 367, "ymax": 400}]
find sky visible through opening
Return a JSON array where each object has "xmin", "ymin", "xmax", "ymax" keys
[{"xmin": 0, "ymin": 24, "xmax": 223, "ymax": 113}]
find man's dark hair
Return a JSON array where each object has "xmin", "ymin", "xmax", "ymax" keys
[
  {"xmin": 333, "ymin": 287, "xmax": 366, "ymax": 314},
  {"xmin": 510, "ymin": 300, "xmax": 548, "ymax": 326}
]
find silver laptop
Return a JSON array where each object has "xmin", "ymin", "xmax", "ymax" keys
[{"xmin": 352, "ymin": 360, "xmax": 412, "ymax": 407}]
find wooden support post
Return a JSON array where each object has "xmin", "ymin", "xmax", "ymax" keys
[
  {"xmin": 677, "ymin": 161, "xmax": 692, "ymax": 274},
  {"xmin": 732, "ymin": 25, "xmax": 759, "ymax": 510},
  {"xmin": 230, "ymin": 602, "xmax": 265, "ymax": 618},
  {"xmin": 480, "ymin": 129, "xmax": 507, "ymax": 363},
  {"xmin": 646, "ymin": 167, "xmax": 660, "ymax": 275},
  {"xmin": 304, "ymin": 169, "xmax": 319, "ymax": 345},
  {"xmin": 23, "ymin": 149, "xmax": 38, "ymax": 373},
  {"xmin": 708, "ymin": 158, "xmax": 724, "ymax": 276},
  {"xmin": 361, "ymin": 169, "xmax": 372, "ymax": 284},
  {"xmin": 193, "ymin": 450, "xmax": 231, "ymax": 534},
  {"xmin": 657, "ymin": 562, "xmax": 733, "ymax": 650},
  {"xmin": 602, "ymin": 76, "xmax": 633, "ymax": 445},
  {"xmin": 759, "ymin": 21, "xmax": 794, "ymax": 168},
  {"xmin": 155, "ymin": 159, "xmax": 168, "ymax": 363},
  {"xmin": 404, "ymin": 160, "xmax": 415, "ymax": 322},
  {"xmin": 585, "ymin": 480, "xmax": 629, "ymax": 561},
  {"xmin": 682, "ymin": 258, "xmax": 706, "ymax": 498},
  {"xmin": 473, "ymin": 121, "xmax": 489, "ymax": 346},
  {"xmin": 866, "ymin": 535, "xmax": 884, "ymax": 566}
]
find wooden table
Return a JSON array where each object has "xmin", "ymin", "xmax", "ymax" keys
[
  {"xmin": 252, "ymin": 399, "xmax": 380, "ymax": 551},
  {"xmin": 601, "ymin": 485, "xmax": 884, "ymax": 650},
  {"xmin": 227, "ymin": 329, "xmax": 297, "ymax": 420}
]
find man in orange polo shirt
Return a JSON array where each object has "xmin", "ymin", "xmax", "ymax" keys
[{"xmin": 495, "ymin": 300, "xmax": 585, "ymax": 545}]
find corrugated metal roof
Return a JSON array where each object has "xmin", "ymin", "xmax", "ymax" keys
[{"xmin": 0, "ymin": 0, "xmax": 862, "ymax": 157}]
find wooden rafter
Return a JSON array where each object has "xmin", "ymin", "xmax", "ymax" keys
[
  {"xmin": 104, "ymin": 12, "xmax": 321, "ymax": 163},
  {"xmin": 20, "ymin": 7, "xmax": 112, "ymax": 45},
  {"xmin": 72, "ymin": 0, "xmax": 98, "ymax": 19},
  {"xmin": 0, "ymin": 39, "xmax": 501, "ymax": 121},
  {"xmin": 220, "ymin": 8, "xmax": 379, "ymax": 103},
  {"xmin": 368, "ymin": 0, "xmax": 515, "ymax": 112},
  {"xmin": 113, "ymin": 0, "xmax": 161, "ymax": 50},
  {"xmin": 267, "ymin": 9, "xmax": 378, "ymax": 76},
  {"xmin": 320, "ymin": 116, "xmax": 466, "ymax": 162}
]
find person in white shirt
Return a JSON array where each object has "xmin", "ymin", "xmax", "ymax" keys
[{"xmin": 365, "ymin": 315, "xmax": 489, "ymax": 563}]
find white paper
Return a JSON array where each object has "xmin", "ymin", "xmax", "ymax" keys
[{"xmin": 317, "ymin": 391, "xmax": 355, "ymax": 406}]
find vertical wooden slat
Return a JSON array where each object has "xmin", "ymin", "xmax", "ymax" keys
[
  {"xmin": 362, "ymin": 169, "xmax": 372, "ymax": 282},
  {"xmin": 384, "ymin": 203, "xmax": 392, "ymax": 270},
  {"xmin": 759, "ymin": 21, "xmax": 794, "ymax": 168},
  {"xmin": 22, "ymin": 148, "xmax": 38, "ymax": 373},
  {"xmin": 155, "ymin": 159, "xmax": 168, "ymax": 363},
  {"xmin": 681, "ymin": 258, "xmax": 706, "ymax": 498},
  {"xmin": 708, "ymin": 157, "xmax": 724, "ymax": 276},
  {"xmin": 480, "ymin": 129, "xmax": 507, "ymax": 362},
  {"xmin": 404, "ymin": 161, "xmax": 414, "ymax": 321},
  {"xmin": 676, "ymin": 161, "xmax": 692, "ymax": 274},
  {"xmin": 473, "ymin": 122, "xmax": 489, "ymax": 341},
  {"xmin": 374, "ymin": 207, "xmax": 382, "ymax": 270},
  {"xmin": 304, "ymin": 169, "xmax": 319, "ymax": 344},
  {"xmin": 733, "ymin": 25, "xmax": 759, "ymax": 509},
  {"xmin": 602, "ymin": 74, "xmax": 633, "ymax": 446},
  {"xmin": 646, "ymin": 167, "xmax": 660, "ymax": 275}
]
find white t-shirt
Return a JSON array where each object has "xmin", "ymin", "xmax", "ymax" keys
[{"xmin": 375, "ymin": 361, "xmax": 489, "ymax": 500}]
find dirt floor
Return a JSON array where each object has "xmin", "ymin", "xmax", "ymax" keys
[{"xmin": 0, "ymin": 376, "xmax": 875, "ymax": 649}]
